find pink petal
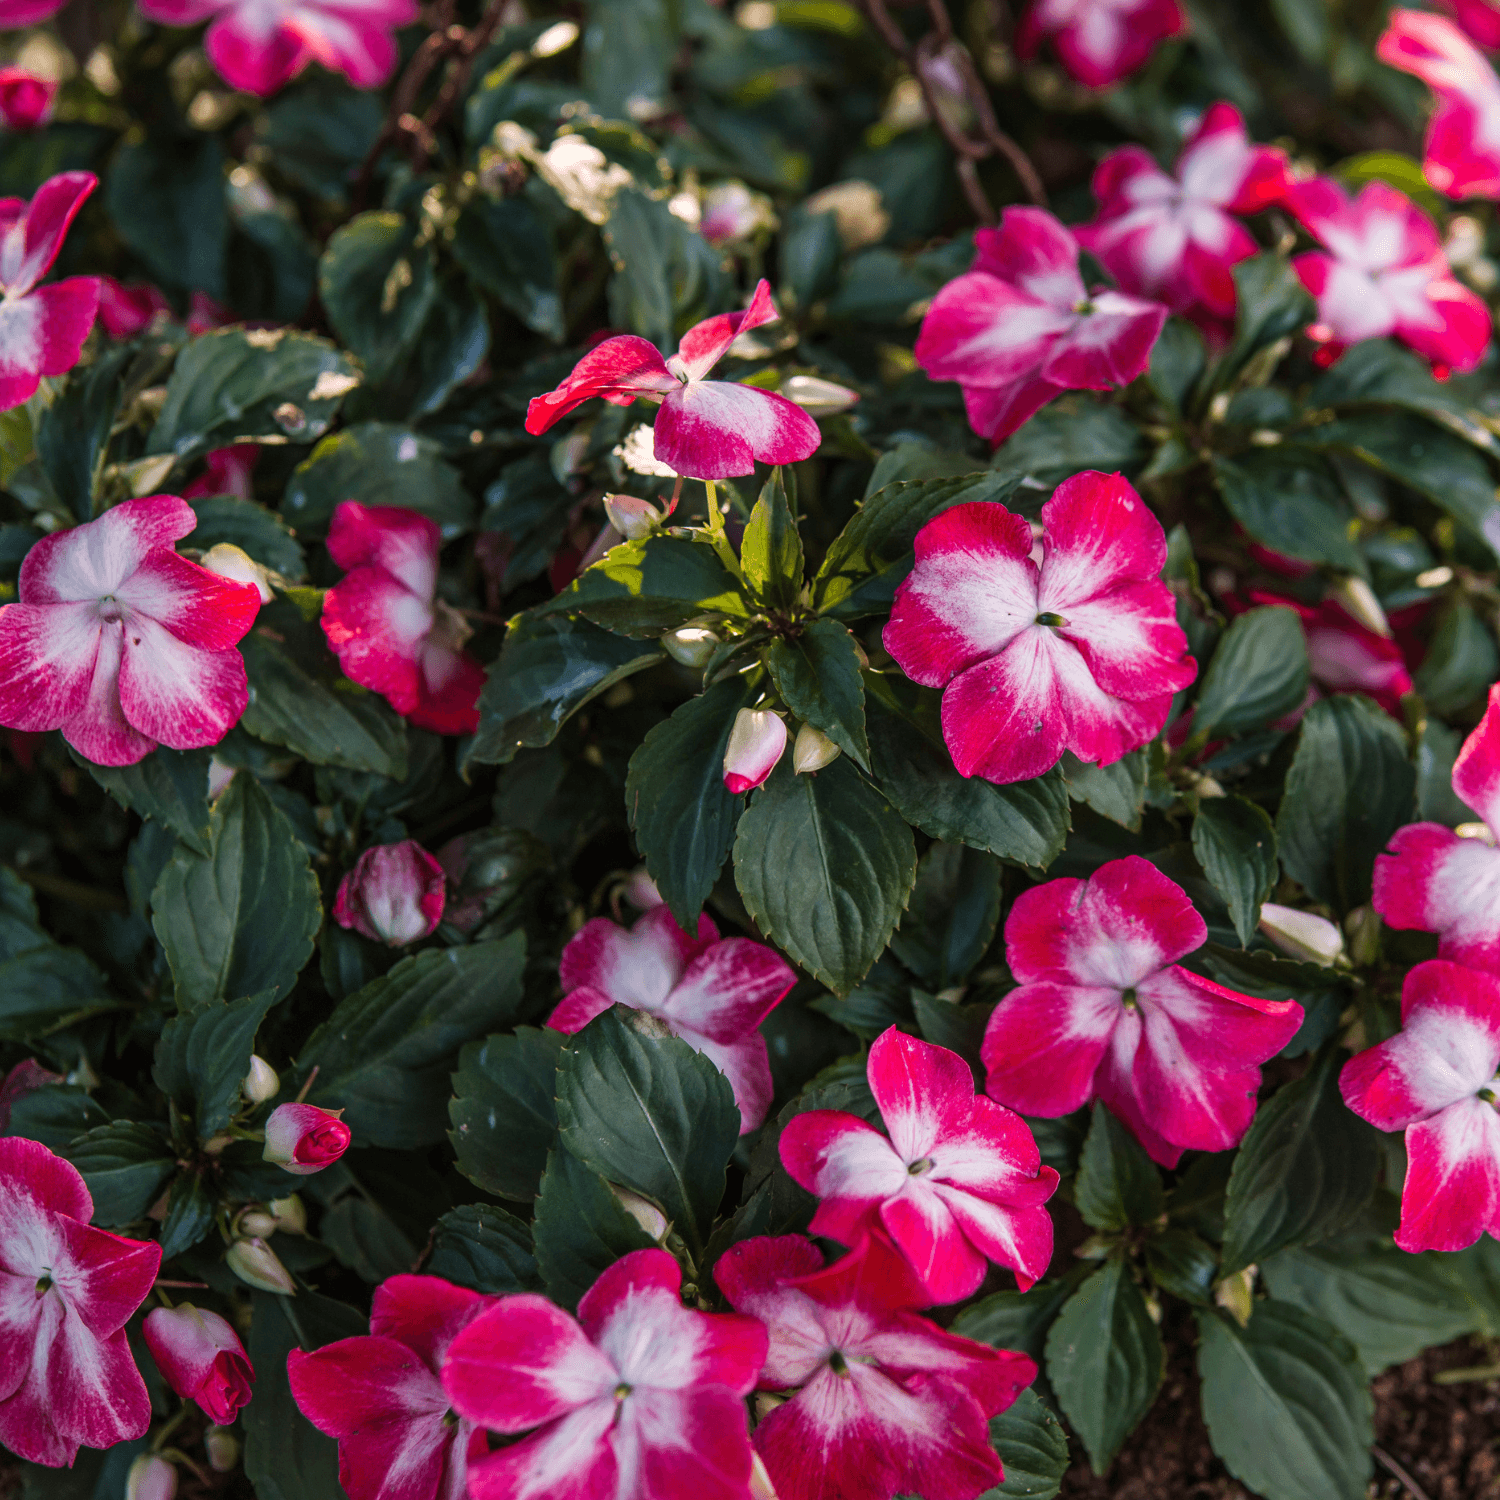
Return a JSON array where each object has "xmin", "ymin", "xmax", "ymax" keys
[
  {"xmin": 865, "ymin": 1028, "xmax": 976, "ymax": 1155},
  {"xmin": 545, "ymin": 986, "xmax": 619, "ymax": 1034},
  {"xmin": 653, "ymin": 381, "xmax": 820, "ymax": 480},
  {"xmin": 936, "ymin": 1185, "xmax": 1057, "ymax": 1291},
  {"xmin": 710, "ymin": 1234, "xmax": 830, "ymax": 1391},
  {"xmin": 321, "ymin": 566, "xmax": 429, "ymax": 716},
  {"xmin": 1039, "ymin": 0, "xmax": 1185, "ymax": 88},
  {"xmin": 688, "ymin": 1031, "xmax": 777, "ymax": 1133},
  {"xmin": 880, "ymin": 1189, "xmax": 989, "ymax": 1303},
  {"xmin": 663, "ymin": 938, "xmax": 799, "ymax": 1044},
  {"xmin": 1396, "ymin": 1097, "xmax": 1500, "ymax": 1252},
  {"xmin": 560, "ymin": 907, "xmax": 716, "ymax": 1012},
  {"xmin": 780, "ymin": 1108, "xmax": 909, "ymax": 1208},
  {"xmin": 326, "ymin": 503, "xmax": 441, "ymax": 595},
  {"xmin": 0, "ymin": 1137, "xmax": 93, "ymax": 1236},
  {"xmin": 1452, "ymin": 682, "xmax": 1500, "ymax": 832},
  {"xmin": 114, "ymin": 549, "xmax": 261, "ymax": 648},
  {"xmin": 0, "ymin": 172, "xmax": 96, "ymax": 297},
  {"xmin": 60, "ymin": 625, "xmax": 158, "ymax": 767},
  {"xmin": 525, "ymin": 335, "xmax": 678, "ymax": 436},
  {"xmin": 618, "ymin": 1385, "xmax": 758, "ymax": 1500},
  {"xmin": 914, "ymin": 273, "xmax": 1075, "ymax": 389},
  {"xmin": 20, "ymin": 495, "xmax": 199, "ymax": 604},
  {"xmin": 284, "ymin": 5, "xmax": 409, "ymax": 90},
  {"xmin": 1039, "ymin": 292, "xmax": 1167, "ymax": 389},
  {"xmin": 0, "ymin": 601, "xmax": 103, "ymax": 735},
  {"xmin": 671, "ymin": 279, "xmax": 781, "ymax": 383},
  {"xmin": 409, "ymin": 642, "xmax": 485, "ymax": 736},
  {"xmin": 982, "ymin": 978, "xmax": 1121, "ymax": 1116},
  {"xmin": 1395, "ymin": 272, "xmax": 1492, "ymax": 373},
  {"xmin": 115, "ymin": 617, "xmax": 251, "ymax": 751},
  {"xmin": 204, "ymin": 16, "xmax": 309, "ymax": 95},
  {"xmin": 723, "ymin": 708, "xmax": 788, "ymax": 793},
  {"xmin": 971, "ymin": 207, "xmax": 1086, "ymax": 307},
  {"xmin": 962, "ymin": 374, "xmax": 1068, "ymax": 443},
  {"xmin": 465, "ymin": 1400, "xmax": 619, "ymax": 1500},
  {"xmin": 1373, "ymin": 824, "xmax": 1500, "ymax": 973}
]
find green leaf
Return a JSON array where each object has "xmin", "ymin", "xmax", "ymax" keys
[
  {"xmin": 953, "ymin": 1276, "xmax": 1082, "ymax": 1406},
  {"xmin": 0, "ymin": 946, "xmax": 117, "ymax": 1040},
  {"xmin": 1143, "ymin": 1228, "xmax": 1218, "ymax": 1305},
  {"xmin": 451, "ymin": 196, "xmax": 563, "ymax": 340},
  {"xmin": 80, "ymin": 747, "xmax": 213, "ymax": 857},
  {"xmin": 0, "ymin": 866, "xmax": 43, "ymax": 962},
  {"xmin": 602, "ymin": 187, "xmax": 726, "ymax": 349},
  {"xmin": 298, "ymin": 934, "xmax": 528, "ymax": 1149},
  {"xmin": 1196, "ymin": 1302, "xmax": 1373, "ymax": 1500},
  {"xmin": 1061, "ymin": 750, "xmax": 1147, "ymax": 832},
  {"xmin": 1192, "ymin": 796, "xmax": 1279, "ymax": 947},
  {"xmin": 992, "ymin": 396, "xmax": 1147, "ymax": 487},
  {"xmin": 384, "ymin": 272, "xmax": 490, "ymax": 420},
  {"xmin": 1415, "ymin": 599, "xmax": 1499, "ymax": 715},
  {"xmin": 449, "ymin": 1027, "xmax": 563, "ymax": 1202},
  {"xmin": 319, "ymin": 211, "xmax": 435, "ymax": 384},
  {"xmin": 157, "ymin": 1173, "xmax": 216, "ymax": 1261},
  {"xmin": 188, "ymin": 496, "xmax": 307, "ymax": 578},
  {"xmin": 889, "ymin": 842, "xmax": 1002, "ymax": 990},
  {"xmin": 1275, "ymin": 695, "xmax": 1415, "ymax": 914},
  {"xmin": 151, "ymin": 775, "xmax": 322, "ymax": 1011},
  {"xmin": 741, "ymin": 469, "xmax": 803, "ymax": 612},
  {"xmin": 427, "ymin": 1203, "xmax": 541, "ymax": 1293},
  {"xmin": 36, "ymin": 346, "xmax": 130, "ymax": 516},
  {"xmin": 766, "ymin": 618, "xmax": 869, "ymax": 770},
  {"xmin": 734, "ymin": 756, "xmax": 917, "ymax": 994},
  {"xmin": 982, "ymin": 1387, "xmax": 1070, "ymax": 1500},
  {"xmin": 1417, "ymin": 717, "xmax": 1475, "ymax": 825},
  {"xmin": 1148, "ymin": 318, "xmax": 1207, "ymax": 417},
  {"xmin": 321, "ymin": 1197, "xmax": 419, "ymax": 1283},
  {"xmin": 1074, "ymin": 1103, "xmax": 1165, "ymax": 1233},
  {"xmin": 1193, "ymin": 606, "xmax": 1309, "ymax": 739},
  {"xmin": 625, "ymin": 675, "xmax": 754, "ymax": 932},
  {"xmin": 554, "ymin": 1006, "xmax": 740, "ymax": 1257},
  {"xmin": 61, "ymin": 1123, "xmax": 175, "ymax": 1227},
  {"xmin": 1212, "ymin": 453, "xmax": 1362, "ymax": 574},
  {"xmin": 533, "ymin": 1147, "xmax": 656, "ymax": 1312},
  {"xmin": 1212, "ymin": 255, "xmax": 1314, "ymax": 393},
  {"xmin": 1044, "ymin": 1257, "xmax": 1163, "ymax": 1473},
  {"xmin": 1221, "ymin": 1049, "xmax": 1380, "ymax": 1274},
  {"xmin": 152, "ymin": 989, "xmax": 278, "ymax": 1140},
  {"xmin": 107, "ymin": 134, "xmax": 227, "ymax": 300}
]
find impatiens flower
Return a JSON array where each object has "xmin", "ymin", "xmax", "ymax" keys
[
  {"xmin": 914, "ymin": 208, "xmax": 1168, "ymax": 444},
  {"xmin": 0, "ymin": 171, "xmax": 101, "ymax": 411},
  {"xmin": 263, "ymin": 1103, "xmax": 352, "ymax": 1174},
  {"xmin": 136, "ymin": 0, "xmax": 418, "ymax": 97},
  {"xmin": 1374, "ymin": 683, "xmax": 1500, "ymax": 972},
  {"xmin": 525, "ymin": 280, "xmax": 820, "ymax": 480},
  {"xmin": 97, "ymin": 280, "xmax": 231, "ymax": 341},
  {"xmin": 779, "ymin": 1027, "xmax": 1058, "ymax": 1300},
  {"xmin": 442, "ymin": 1248, "xmax": 768, "ymax": 1500},
  {"xmin": 1378, "ymin": 10, "xmax": 1500, "ymax": 200},
  {"xmin": 1286, "ymin": 177, "xmax": 1491, "ymax": 373},
  {"xmin": 724, "ymin": 707, "xmax": 787, "ymax": 793},
  {"xmin": 143, "ymin": 1304, "xmax": 255, "ymax": 1423},
  {"xmin": 289, "ymin": 1274, "xmax": 495, "ymax": 1500},
  {"xmin": 320, "ymin": 502, "xmax": 486, "ymax": 737},
  {"xmin": 0, "ymin": 496, "xmax": 262, "ymax": 767},
  {"xmin": 0, "ymin": 68, "xmax": 57, "ymax": 130},
  {"xmin": 983, "ymin": 856, "xmax": 1304, "ymax": 1166},
  {"xmin": 1016, "ymin": 0, "xmax": 1187, "ymax": 90},
  {"xmin": 334, "ymin": 840, "xmax": 447, "ymax": 946},
  {"xmin": 714, "ymin": 1233, "xmax": 1036, "ymax": 1500},
  {"xmin": 883, "ymin": 471, "xmax": 1195, "ymax": 785},
  {"xmin": 549, "ymin": 904, "xmax": 796, "ymax": 1132},
  {"xmin": 183, "ymin": 444, "xmax": 259, "ymax": 501},
  {"xmin": 1077, "ymin": 103, "xmax": 1291, "ymax": 332},
  {"xmin": 1340, "ymin": 959, "xmax": 1500, "ymax": 1252},
  {"xmin": 0, "ymin": 1136, "xmax": 161, "ymax": 1466}
]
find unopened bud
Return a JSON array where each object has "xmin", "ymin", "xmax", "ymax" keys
[
  {"xmin": 1456, "ymin": 821, "xmax": 1497, "ymax": 845},
  {"xmin": 242, "ymin": 1054, "xmax": 279, "ymax": 1104},
  {"xmin": 268, "ymin": 1194, "xmax": 308, "ymax": 1234},
  {"xmin": 201, "ymin": 542, "xmax": 274, "ymax": 604},
  {"xmin": 226, "ymin": 1236, "xmax": 296, "ymax": 1294},
  {"xmin": 1258, "ymin": 903, "xmax": 1346, "ymax": 966},
  {"xmin": 530, "ymin": 18, "xmax": 578, "ymax": 55},
  {"xmin": 236, "ymin": 1208, "xmax": 278, "ymax": 1238},
  {"xmin": 603, "ymin": 494, "xmax": 662, "ymax": 541},
  {"xmin": 1329, "ymin": 575, "xmax": 1390, "ymax": 638},
  {"xmin": 610, "ymin": 1183, "xmax": 669, "ymax": 1240},
  {"xmin": 1345, "ymin": 903, "xmax": 1381, "ymax": 967},
  {"xmin": 126, "ymin": 1454, "xmax": 177, "ymax": 1500},
  {"xmin": 724, "ymin": 708, "xmax": 787, "ymax": 794},
  {"xmin": 622, "ymin": 867, "xmax": 663, "ymax": 911},
  {"xmin": 793, "ymin": 723, "xmax": 841, "ymax": 773},
  {"xmin": 780, "ymin": 375, "xmax": 858, "ymax": 417},
  {"xmin": 205, "ymin": 1428, "xmax": 240, "ymax": 1473},
  {"xmin": 662, "ymin": 626, "xmax": 720, "ymax": 668},
  {"xmin": 1214, "ymin": 1266, "xmax": 1256, "ymax": 1327}
]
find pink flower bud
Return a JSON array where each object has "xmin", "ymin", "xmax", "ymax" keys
[
  {"xmin": 226, "ymin": 1237, "xmax": 296, "ymax": 1294},
  {"xmin": 0, "ymin": 69, "xmax": 58, "ymax": 131},
  {"xmin": 333, "ymin": 840, "xmax": 446, "ymax": 946},
  {"xmin": 143, "ymin": 1304, "xmax": 255, "ymax": 1424},
  {"xmin": 603, "ymin": 493, "xmax": 661, "ymax": 541},
  {"xmin": 263, "ymin": 1103, "xmax": 351, "ymax": 1175},
  {"xmin": 125, "ymin": 1455, "xmax": 177, "ymax": 1500},
  {"xmin": 723, "ymin": 708, "xmax": 787, "ymax": 794}
]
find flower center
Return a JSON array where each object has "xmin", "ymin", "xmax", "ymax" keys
[
  {"xmin": 828, "ymin": 1350, "xmax": 850, "ymax": 1376},
  {"xmin": 1035, "ymin": 612, "xmax": 1068, "ymax": 628},
  {"xmin": 1073, "ymin": 300, "xmax": 1095, "ymax": 316},
  {"xmin": 34, "ymin": 1274, "xmax": 52, "ymax": 1295},
  {"xmin": 1480, "ymin": 1086, "xmax": 1498, "ymax": 1106},
  {"xmin": 1121, "ymin": 987, "xmax": 1138, "ymax": 1010},
  {"xmin": 907, "ymin": 1156, "xmax": 935, "ymax": 1176},
  {"xmin": 96, "ymin": 594, "xmax": 125, "ymax": 624},
  {"xmin": 614, "ymin": 1382, "xmax": 632, "ymax": 1401}
]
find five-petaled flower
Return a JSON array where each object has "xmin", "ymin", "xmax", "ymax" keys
[
  {"xmin": 334, "ymin": 840, "xmax": 447, "ymax": 946},
  {"xmin": 263, "ymin": 1103, "xmax": 352, "ymax": 1175},
  {"xmin": 442, "ymin": 1247, "xmax": 768, "ymax": 1500},
  {"xmin": 1078, "ymin": 102, "xmax": 1290, "ymax": 336},
  {"xmin": 524, "ymin": 279, "xmax": 821, "ymax": 480},
  {"xmin": 1341, "ymin": 959, "xmax": 1500, "ymax": 1252},
  {"xmin": 779, "ymin": 1027, "xmax": 1058, "ymax": 1300},
  {"xmin": 548, "ymin": 904, "xmax": 796, "ymax": 1132},
  {"xmin": 289, "ymin": 1274, "xmax": 494, "ymax": 1500},
  {"xmin": 0, "ymin": 171, "xmax": 101, "ymax": 411},
  {"xmin": 321, "ymin": 502, "xmax": 487, "ymax": 736},
  {"xmin": 1016, "ymin": 0, "xmax": 1186, "ymax": 90},
  {"xmin": 143, "ymin": 1304, "xmax": 255, "ymax": 1424},
  {"xmin": 1286, "ymin": 176, "xmax": 1491, "ymax": 373},
  {"xmin": 914, "ymin": 208, "xmax": 1168, "ymax": 444},
  {"xmin": 983, "ymin": 855, "xmax": 1305, "ymax": 1166},
  {"xmin": 714, "ymin": 1232, "xmax": 1036, "ymax": 1500},
  {"xmin": 0, "ymin": 1137, "xmax": 161, "ymax": 1466},
  {"xmin": 0, "ymin": 496, "xmax": 262, "ymax": 767},
  {"xmin": 883, "ymin": 471, "xmax": 1195, "ymax": 785}
]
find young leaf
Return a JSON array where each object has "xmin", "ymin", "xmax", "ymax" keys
[
  {"xmin": 449, "ymin": 1027, "xmax": 563, "ymax": 1202},
  {"xmin": 60, "ymin": 1123, "xmax": 176, "ymax": 1227},
  {"xmin": 1192, "ymin": 796, "xmax": 1279, "ymax": 947},
  {"xmin": 533, "ymin": 1147, "xmax": 656, "ymax": 1312},
  {"xmin": 152, "ymin": 989, "xmax": 278, "ymax": 1139},
  {"xmin": 1192, "ymin": 606, "xmax": 1309, "ymax": 739},
  {"xmin": 1074, "ymin": 1102, "xmax": 1166, "ymax": 1233},
  {"xmin": 741, "ymin": 468, "xmax": 803, "ymax": 611},
  {"xmin": 985, "ymin": 1386, "xmax": 1069, "ymax": 1500},
  {"xmin": 766, "ymin": 618, "xmax": 870, "ymax": 769},
  {"xmin": 427, "ymin": 1204, "xmax": 541, "ymax": 1294}
]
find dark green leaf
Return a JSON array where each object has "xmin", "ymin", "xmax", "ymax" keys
[
  {"xmin": 451, "ymin": 196, "xmax": 563, "ymax": 340},
  {"xmin": 61, "ymin": 1123, "xmax": 174, "ymax": 1227},
  {"xmin": 1148, "ymin": 318, "xmax": 1206, "ymax": 417},
  {"xmin": 0, "ymin": 946, "xmax": 117, "ymax": 1040},
  {"xmin": 533, "ymin": 1147, "xmax": 656, "ymax": 1312},
  {"xmin": 992, "ymin": 396, "xmax": 1146, "ymax": 486},
  {"xmin": 387, "ymin": 274, "xmax": 490, "ymax": 420},
  {"xmin": 449, "ymin": 1027, "xmax": 563, "ymax": 1202},
  {"xmin": 1415, "ymin": 599, "xmax": 1499, "ymax": 715},
  {"xmin": 318, "ymin": 212, "xmax": 434, "ymax": 384},
  {"xmin": 1213, "ymin": 255, "xmax": 1314, "ymax": 393},
  {"xmin": 1143, "ymin": 1228, "xmax": 1218, "ymax": 1305},
  {"xmin": 766, "ymin": 618, "xmax": 869, "ymax": 769},
  {"xmin": 890, "ymin": 842, "xmax": 1002, "ymax": 989},
  {"xmin": 427, "ymin": 1203, "xmax": 541, "ymax": 1293},
  {"xmin": 1417, "ymin": 718, "xmax": 1475, "ymax": 825},
  {"xmin": 188, "ymin": 496, "xmax": 307, "ymax": 578},
  {"xmin": 741, "ymin": 469, "xmax": 803, "ymax": 612},
  {"xmin": 953, "ymin": 1275, "xmax": 1082, "ymax": 1407},
  {"xmin": 982, "ymin": 1387, "xmax": 1069, "ymax": 1500},
  {"xmin": 1212, "ymin": 453, "xmax": 1362, "ymax": 574},
  {"xmin": 4, "ymin": 1083, "xmax": 109, "ymax": 1145},
  {"xmin": 603, "ymin": 187, "xmax": 726, "ymax": 349},
  {"xmin": 1192, "ymin": 796, "xmax": 1279, "ymax": 946},
  {"xmin": 80, "ymin": 747, "xmax": 212, "ymax": 856},
  {"xmin": 152, "ymin": 989, "xmax": 278, "ymax": 1139},
  {"xmin": 107, "ymin": 134, "xmax": 227, "ymax": 300},
  {"xmin": 1075, "ymin": 1103, "xmax": 1165, "ymax": 1233},
  {"xmin": 321, "ymin": 1196, "xmax": 419, "ymax": 1282},
  {"xmin": 1061, "ymin": 750, "xmax": 1147, "ymax": 832},
  {"xmin": 0, "ymin": 867, "xmax": 44, "ymax": 962},
  {"xmin": 1193, "ymin": 606, "xmax": 1309, "ymax": 739},
  {"xmin": 36, "ymin": 346, "xmax": 130, "ymax": 516},
  {"xmin": 157, "ymin": 1173, "xmax": 216, "ymax": 1260}
]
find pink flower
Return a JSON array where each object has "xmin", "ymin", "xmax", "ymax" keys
[
  {"xmin": 723, "ymin": 707, "xmax": 787, "ymax": 793},
  {"xmin": 1448, "ymin": 0, "xmax": 1500, "ymax": 50},
  {"xmin": 0, "ymin": 0, "xmax": 65, "ymax": 27},
  {"xmin": 334, "ymin": 840, "xmax": 446, "ymax": 946},
  {"xmin": 1378, "ymin": 10, "xmax": 1500, "ymax": 200},
  {"xmin": 549, "ymin": 905, "xmax": 796, "ymax": 1132},
  {"xmin": 97, "ymin": 280, "xmax": 232, "ymax": 340},
  {"xmin": 1341, "ymin": 959, "xmax": 1500, "ymax": 1252},
  {"xmin": 983, "ymin": 856, "xmax": 1305, "ymax": 1167},
  {"xmin": 442, "ymin": 1248, "xmax": 767, "ymax": 1500},
  {"xmin": 525, "ymin": 280, "xmax": 820, "ymax": 480},
  {"xmin": 182, "ymin": 444, "xmax": 259, "ymax": 501},
  {"xmin": 321, "ymin": 502, "xmax": 485, "ymax": 737},
  {"xmin": 914, "ymin": 208, "xmax": 1167, "ymax": 444},
  {"xmin": 136, "ymin": 0, "xmax": 418, "ymax": 97},
  {"xmin": 1016, "ymin": 0, "xmax": 1186, "ymax": 89},
  {"xmin": 1375, "ymin": 683, "xmax": 1500, "ymax": 973},
  {"xmin": 143, "ymin": 1304, "xmax": 254, "ymax": 1424},
  {"xmin": 289, "ymin": 1274, "xmax": 495, "ymax": 1500},
  {"xmin": 779, "ymin": 1028, "xmax": 1057, "ymax": 1299},
  {"xmin": 263, "ymin": 1103, "xmax": 352, "ymax": 1175},
  {"xmin": 0, "ymin": 495, "xmax": 262, "ymax": 767},
  {"xmin": 1286, "ymin": 177, "xmax": 1491, "ymax": 373},
  {"xmin": 0, "ymin": 171, "xmax": 100, "ymax": 412},
  {"xmin": 1077, "ymin": 103, "xmax": 1290, "ymax": 333},
  {"xmin": 714, "ymin": 1233, "xmax": 1036, "ymax": 1500},
  {"xmin": 883, "ymin": 471, "xmax": 1195, "ymax": 786},
  {"xmin": 0, "ymin": 69, "xmax": 57, "ymax": 129},
  {"xmin": 0, "ymin": 1137, "xmax": 161, "ymax": 1466}
]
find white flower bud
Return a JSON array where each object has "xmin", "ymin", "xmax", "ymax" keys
[
  {"xmin": 793, "ymin": 723, "xmax": 841, "ymax": 773},
  {"xmin": 205, "ymin": 1428, "xmax": 240, "ymax": 1473},
  {"xmin": 610, "ymin": 1183, "xmax": 669, "ymax": 1240},
  {"xmin": 603, "ymin": 494, "xmax": 662, "ymax": 541},
  {"xmin": 724, "ymin": 709, "xmax": 787, "ymax": 794},
  {"xmin": 662, "ymin": 626, "xmax": 720, "ymax": 668},
  {"xmin": 1328, "ymin": 575, "xmax": 1390, "ymax": 638},
  {"xmin": 226, "ymin": 1237, "xmax": 296, "ymax": 1294},
  {"xmin": 242, "ymin": 1054, "xmax": 279, "ymax": 1104},
  {"xmin": 268, "ymin": 1194, "xmax": 308, "ymax": 1235},
  {"xmin": 780, "ymin": 376, "xmax": 858, "ymax": 417},
  {"xmin": 200, "ymin": 542, "xmax": 274, "ymax": 604},
  {"xmin": 1258, "ymin": 902, "xmax": 1346, "ymax": 967},
  {"xmin": 125, "ymin": 1455, "xmax": 177, "ymax": 1500}
]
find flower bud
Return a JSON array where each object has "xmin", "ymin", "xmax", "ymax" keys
[
  {"xmin": 603, "ymin": 493, "xmax": 662, "ymax": 541},
  {"xmin": 1328, "ymin": 575, "xmax": 1390, "ymax": 638},
  {"xmin": 333, "ymin": 840, "xmax": 446, "ymax": 946},
  {"xmin": 236, "ymin": 1208, "xmax": 278, "ymax": 1238},
  {"xmin": 200, "ymin": 542, "xmax": 274, "ymax": 604},
  {"xmin": 803, "ymin": 179, "xmax": 891, "ymax": 250},
  {"xmin": 1258, "ymin": 902, "xmax": 1346, "ymax": 967},
  {"xmin": 0, "ymin": 69, "xmax": 58, "ymax": 131},
  {"xmin": 125, "ymin": 1454, "xmax": 177, "ymax": 1500},
  {"xmin": 610, "ymin": 1183, "xmax": 669, "ymax": 1240},
  {"xmin": 263, "ymin": 1103, "xmax": 351, "ymax": 1175},
  {"xmin": 144, "ymin": 1304, "xmax": 255, "ymax": 1424},
  {"xmin": 780, "ymin": 375, "xmax": 858, "ymax": 417},
  {"xmin": 723, "ymin": 708, "xmax": 787, "ymax": 794},
  {"xmin": 699, "ymin": 181, "xmax": 776, "ymax": 246},
  {"xmin": 792, "ymin": 723, "xmax": 841, "ymax": 774},
  {"xmin": 662, "ymin": 626, "xmax": 720, "ymax": 669},
  {"xmin": 622, "ymin": 866, "xmax": 663, "ymax": 911},
  {"xmin": 242, "ymin": 1055, "xmax": 279, "ymax": 1104},
  {"xmin": 226, "ymin": 1237, "xmax": 296, "ymax": 1294},
  {"xmin": 205, "ymin": 1427, "xmax": 240, "ymax": 1473},
  {"xmin": 268, "ymin": 1194, "xmax": 308, "ymax": 1234}
]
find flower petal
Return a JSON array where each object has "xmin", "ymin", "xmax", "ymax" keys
[
  {"xmin": 1373, "ymin": 823, "xmax": 1500, "ymax": 973},
  {"xmin": 115, "ymin": 616, "xmax": 250, "ymax": 751},
  {"xmin": 653, "ymin": 382, "xmax": 820, "ymax": 480},
  {"xmin": 525, "ymin": 336, "xmax": 678, "ymax": 436},
  {"xmin": 1396, "ymin": 1097, "xmax": 1500, "ymax": 1253},
  {"xmin": 671, "ymin": 279, "xmax": 780, "ymax": 383}
]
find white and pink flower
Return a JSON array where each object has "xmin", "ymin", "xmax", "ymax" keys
[
  {"xmin": 289, "ymin": 1274, "xmax": 495, "ymax": 1500},
  {"xmin": 723, "ymin": 707, "xmax": 787, "ymax": 794},
  {"xmin": 1341, "ymin": 959, "xmax": 1500, "ymax": 1252},
  {"xmin": 525, "ymin": 280, "xmax": 820, "ymax": 481},
  {"xmin": 983, "ymin": 856, "xmax": 1305, "ymax": 1167},
  {"xmin": 1016, "ymin": 0, "xmax": 1186, "ymax": 90},
  {"xmin": 883, "ymin": 471, "xmax": 1194, "ymax": 786},
  {"xmin": 442, "ymin": 1248, "xmax": 767, "ymax": 1500},
  {"xmin": 333, "ymin": 839, "xmax": 446, "ymax": 946},
  {"xmin": 143, "ymin": 1303, "xmax": 254, "ymax": 1424},
  {"xmin": 548, "ymin": 904, "xmax": 796, "ymax": 1132},
  {"xmin": 0, "ymin": 1137, "xmax": 161, "ymax": 1466},
  {"xmin": 1447, "ymin": 0, "xmax": 1500, "ymax": 50},
  {"xmin": 714, "ymin": 1232, "xmax": 1036, "ymax": 1500},
  {"xmin": 914, "ymin": 208, "xmax": 1167, "ymax": 444},
  {"xmin": 1286, "ymin": 176, "xmax": 1491, "ymax": 373},
  {"xmin": 0, "ymin": 68, "xmax": 56, "ymax": 130},
  {"xmin": 263, "ymin": 1103, "xmax": 352, "ymax": 1175},
  {"xmin": 0, "ymin": 496, "xmax": 262, "ymax": 767}
]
